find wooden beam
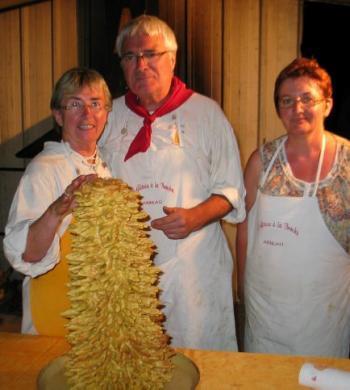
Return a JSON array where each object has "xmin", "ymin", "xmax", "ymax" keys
[
  {"xmin": 0, "ymin": 8, "xmax": 22, "ymax": 168},
  {"xmin": 53, "ymin": 0, "xmax": 78, "ymax": 81},
  {"xmin": 223, "ymin": 0, "xmax": 260, "ymax": 167},
  {"xmin": 259, "ymin": 0, "xmax": 301, "ymax": 144},
  {"xmin": 21, "ymin": 1, "xmax": 52, "ymax": 144}
]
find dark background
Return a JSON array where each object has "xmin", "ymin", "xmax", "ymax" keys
[{"xmin": 302, "ymin": 1, "xmax": 350, "ymax": 139}]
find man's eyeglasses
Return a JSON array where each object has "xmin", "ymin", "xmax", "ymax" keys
[
  {"xmin": 120, "ymin": 50, "xmax": 170, "ymax": 65},
  {"xmin": 278, "ymin": 94, "xmax": 325, "ymax": 109},
  {"xmin": 60, "ymin": 100, "xmax": 108, "ymax": 113}
]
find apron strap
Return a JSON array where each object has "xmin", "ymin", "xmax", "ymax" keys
[
  {"xmin": 259, "ymin": 136, "xmax": 287, "ymax": 187},
  {"xmin": 311, "ymin": 133, "xmax": 326, "ymax": 197},
  {"xmin": 260, "ymin": 134, "xmax": 327, "ymax": 197}
]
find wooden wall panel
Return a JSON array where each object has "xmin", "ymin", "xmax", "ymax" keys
[
  {"xmin": 53, "ymin": 0, "xmax": 78, "ymax": 82},
  {"xmin": 0, "ymin": 9, "xmax": 22, "ymax": 168},
  {"xmin": 259, "ymin": 0, "xmax": 300, "ymax": 144},
  {"xmin": 222, "ymin": 0, "xmax": 261, "ymax": 290},
  {"xmin": 223, "ymin": 0, "xmax": 260, "ymax": 167},
  {"xmin": 0, "ymin": 0, "xmax": 79, "ymax": 272},
  {"xmin": 158, "ymin": 0, "xmax": 187, "ymax": 81},
  {"xmin": 0, "ymin": 171, "xmax": 23, "ymax": 239},
  {"xmin": 187, "ymin": 0, "xmax": 222, "ymax": 104},
  {"xmin": 0, "ymin": 0, "xmax": 37, "ymax": 11},
  {"xmin": 21, "ymin": 0, "xmax": 52, "ymax": 145}
]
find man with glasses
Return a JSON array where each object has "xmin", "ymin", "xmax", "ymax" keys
[{"xmin": 99, "ymin": 15, "xmax": 245, "ymax": 351}]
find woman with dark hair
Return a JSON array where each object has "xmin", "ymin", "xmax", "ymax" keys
[
  {"xmin": 236, "ymin": 57, "xmax": 350, "ymax": 357},
  {"xmin": 4, "ymin": 68, "xmax": 112, "ymax": 336}
]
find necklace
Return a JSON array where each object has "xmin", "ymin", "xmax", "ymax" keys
[
  {"xmin": 62, "ymin": 141, "xmax": 108, "ymax": 176},
  {"xmin": 85, "ymin": 150, "xmax": 97, "ymax": 165},
  {"xmin": 79, "ymin": 149, "xmax": 98, "ymax": 170}
]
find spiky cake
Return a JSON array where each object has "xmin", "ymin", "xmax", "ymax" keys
[{"xmin": 37, "ymin": 178, "xmax": 199, "ymax": 390}]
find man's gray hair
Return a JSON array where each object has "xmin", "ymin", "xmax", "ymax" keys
[{"xmin": 116, "ymin": 15, "xmax": 178, "ymax": 57}]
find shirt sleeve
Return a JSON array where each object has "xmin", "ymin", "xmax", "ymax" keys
[
  {"xmin": 98, "ymin": 98, "xmax": 125, "ymax": 174},
  {"xmin": 98, "ymin": 98, "xmax": 122, "ymax": 148},
  {"xmin": 98, "ymin": 104, "xmax": 114, "ymax": 147},
  {"xmin": 3, "ymin": 161, "xmax": 71, "ymax": 278},
  {"xmin": 205, "ymin": 99, "xmax": 246, "ymax": 223}
]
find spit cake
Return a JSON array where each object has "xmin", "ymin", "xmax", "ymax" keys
[{"xmin": 37, "ymin": 178, "xmax": 199, "ymax": 389}]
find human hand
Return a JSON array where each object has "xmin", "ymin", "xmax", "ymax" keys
[
  {"xmin": 49, "ymin": 174, "xmax": 97, "ymax": 220},
  {"xmin": 150, "ymin": 206, "xmax": 197, "ymax": 239}
]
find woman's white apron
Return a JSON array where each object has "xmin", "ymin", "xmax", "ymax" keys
[{"xmin": 245, "ymin": 136, "xmax": 350, "ymax": 357}]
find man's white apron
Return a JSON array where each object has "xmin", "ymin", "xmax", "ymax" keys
[
  {"xmin": 108, "ymin": 112, "xmax": 237, "ymax": 350},
  {"xmin": 245, "ymin": 136, "xmax": 350, "ymax": 357}
]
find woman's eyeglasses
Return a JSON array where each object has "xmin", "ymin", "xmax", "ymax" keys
[
  {"xmin": 279, "ymin": 94, "xmax": 325, "ymax": 109},
  {"xmin": 60, "ymin": 101, "xmax": 108, "ymax": 113}
]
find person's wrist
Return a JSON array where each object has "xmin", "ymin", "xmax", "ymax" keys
[
  {"xmin": 189, "ymin": 206, "xmax": 204, "ymax": 232},
  {"xmin": 47, "ymin": 203, "xmax": 65, "ymax": 224}
]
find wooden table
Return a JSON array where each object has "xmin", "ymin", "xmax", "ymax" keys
[{"xmin": 1, "ymin": 332, "xmax": 350, "ymax": 389}]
